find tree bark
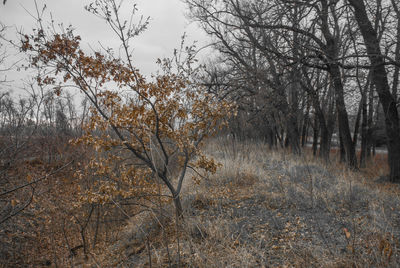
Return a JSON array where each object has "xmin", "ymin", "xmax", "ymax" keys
[
  {"xmin": 320, "ymin": 0, "xmax": 357, "ymax": 167},
  {"xmin": 329, "ymin": 63, "xmax": 357, "ymax": 167},
  {"xmin": 391, "ymin": 0, "xmax": 400, "ymax": 102},
  {"xmin": 360, "ymin": 86, "xmax": 368, "ymax": 168},
  {"xmin": 312, "ymin": 115, "xmax": 319, "ymax": 157},
  {"xmin": 173, "ymin": 195, "xmax": 183, "ymax": 219},
  {"xmin": 349, "ymin": 0, "xmax": 400, "ymax": 182},
  {"xmin": 301, "ymin": 107, "xmax": 309, "ymax": 147},
  {"xmin": 338, "ymin": 127, "xmax": 346, "ymax": 163}
]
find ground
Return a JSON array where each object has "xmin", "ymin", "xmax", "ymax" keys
[{"xmin": 93, "ymin": 137, "xmax": 400, "ymax": 267}]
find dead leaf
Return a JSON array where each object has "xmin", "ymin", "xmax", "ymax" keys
[{"xmin": 343, "ymin": 228, "xmax": 351, "ymax": 239}]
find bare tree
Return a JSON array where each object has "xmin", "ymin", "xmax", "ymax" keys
[
  {"xmin": 185, "ymin": 0, "xmax": 364, "ymax": 165},
  {"xmin": 348, "ymin": 0, "xmax": 400, "ymax": 181}
]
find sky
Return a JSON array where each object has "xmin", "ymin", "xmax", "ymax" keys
[{"xmin": 0, "ymin": 0, "xmax": 209, "ymax": 94}]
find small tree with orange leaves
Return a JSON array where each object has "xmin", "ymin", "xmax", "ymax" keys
[{"xmin": 21, "ymin": 0, "xmax": 234, "ymax": 218}]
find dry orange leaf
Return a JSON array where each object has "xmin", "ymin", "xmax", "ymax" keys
[{"xmin": 343, "ymin": 228, "xmax": 351, "ymax": 239}]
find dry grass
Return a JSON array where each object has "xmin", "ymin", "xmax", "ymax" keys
[{"xmin": 97, "ymin": 137, "xmax": 400, "ymax": 267}]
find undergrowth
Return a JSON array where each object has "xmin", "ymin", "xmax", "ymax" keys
[{"xmin": 92, "ymin": 137, "xmax": 400, "ymax": 267}]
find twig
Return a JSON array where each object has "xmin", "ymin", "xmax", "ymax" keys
[
  {"xmin": 0, "ymin": 160, "xmax": 74, "ymax": 197},
  {"xmin": 0, "ymin": 185, "xmax": 35, "ymax": 224},
  {"xmin": 146, "ymin": 236, "xmax": 152, "ymax": 268}
]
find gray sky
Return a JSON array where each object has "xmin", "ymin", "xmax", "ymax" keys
[{"xmin": 0, "ymin": 0, "xmax": 208, "ymax": 93}]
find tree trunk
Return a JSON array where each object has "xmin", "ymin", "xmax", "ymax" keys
[
  {"xmin": 301, "ymin": 112, "xmax": 309, "ymax": 147},
  {"xmin": 353, "ymin": 97, "xmax": 362, "ymax": 147},
  {"xmin": 391, "ymin": 0, "xmax": 400, "ymax": 102},
  {"xmin": 329, "ymin": 63, "xmax": 357, "ymax": 167},
  {"xmin": 300, "ymin": 68, "xmax": 332, "ymax": 160},
  {"xmin": 360, "ymin": 87, "xmax": 368, "ymax": 168},
  {"xmin": 312, "ymin": 115, "xmax": 319, "ymax": 157},
  {"xmin": 349, "ymin": 0, "xmax": 400, "ymax": 182},
  {"xmin": 319, "ymin": 0, "xmax": 356, "ymax": 167},
  {"xmin": 267, "ymin": 127, "xmax": 276, "ymax": 149},
  {"xmin": 339, "ymin": 128, "xmax": 346, "ymax": 163},
  {"xmin": 301, "ymin": 98, "xmax": 311, "ymax": 147},
  {"xmin": 319, "ymin": 124, "xmax": 330, "ymax": 162},
  {"xmin": 173, "ymin": 195, "xmax": 183, "ymax": 219},
  {"xmin": 287, "ymin": 115, "xmax": 301, "ymax": 154},
  {"xmin": 366, "ymin": 83, "xmax": 375, "ymax": 158}
]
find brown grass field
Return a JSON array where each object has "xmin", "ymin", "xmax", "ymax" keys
[
  {"xmin": 2, "ymin": 137, "xmax": 399, "ymax": 267},
  {"xmin": 90, "ymin": 137, "xmax": 400, "ymax": 267}
]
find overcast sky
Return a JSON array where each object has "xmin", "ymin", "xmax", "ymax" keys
[{"xmin": 0, "ymin": 0, "xmax": 209, "ymax": 93}]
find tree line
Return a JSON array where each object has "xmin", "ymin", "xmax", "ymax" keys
[{"xmin": 185, "ymin": 0, "xmax": 400, "ymax": 181}]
